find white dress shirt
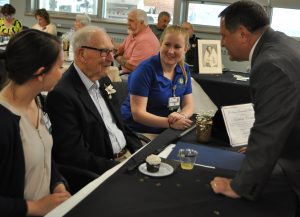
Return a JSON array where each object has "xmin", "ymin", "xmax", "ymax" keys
[{"xmin": 74, "ymin": 64, "xmax": 126, "ymax": 154}]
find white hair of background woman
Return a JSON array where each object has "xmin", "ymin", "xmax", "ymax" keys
[{"xmin": 76, "ymin": 13, "xmax": 91, "ymax": 27}]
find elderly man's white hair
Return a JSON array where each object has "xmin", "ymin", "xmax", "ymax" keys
[
  {"xmin": 76, "ymin": 13, "xmax": 91, "ymax": 26},
  {"xmin": 129, "ymin": 9, "xmax": 148, "ymax": 26},
  {"xmin": 71, "ymin": 25, "xmax": 107, "ymax": 54}
]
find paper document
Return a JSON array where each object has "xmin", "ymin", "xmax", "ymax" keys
[{"xmin": 221, "ymin": 103, "xmax": 255, "ymax": 147}]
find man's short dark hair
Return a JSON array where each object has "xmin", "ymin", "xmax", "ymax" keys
[
  {"xmin": 158, "ymin": 11, "xmax": 171, "ymax": 20},
  {"xmin": 219, "ymin": 0, "xmax": 270, "ymax": 33}
]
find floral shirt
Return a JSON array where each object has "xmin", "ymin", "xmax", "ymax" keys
[{"xmin": 0, "ymin": 17, "xmax": 22, "ymax": 36}]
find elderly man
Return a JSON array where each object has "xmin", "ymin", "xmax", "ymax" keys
[
  {"xmin": 210, "ymin": 0, "xmax": 300, "ymax": 206},
  {"xmin": 114, "ymin": 9, "xmax": 159, "ymax": 79},
  {"xmin": 181, "ymin": 21, "xmax": 200, "ymax": 73},
  {"xmin": 149, "ymin": 11, "xmax": 171, "ymax": 39},
  {"xmin": 46, "ymin": 26, "xmax": 142, "ymax": 175}
]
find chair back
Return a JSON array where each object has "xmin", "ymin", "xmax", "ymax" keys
[
  {"xmin": 57, "ymin": 163, "xmax": 99, "ymax": 194},
  {"xmin": 112, "ymin": 81, "xmax": 128, "ymax": 106}
]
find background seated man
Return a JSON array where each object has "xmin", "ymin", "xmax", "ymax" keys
[
  {"xmin": 114, "ymin": 9, "xmax": 159, "ymax": 80},
  {"xmin": 181, "ymin": 21, "xmax": 200, "ymax": 73},
  {"xmin": 121, "ymin": 25, "xmax": 194, "ymax": 136},
  {"xmin": 149, "ymin": 11, "xmax": 171, "ymax": 39},
  {"xmin": 46, "ymin": 26, "xmax": 142, "ymax": 175}
]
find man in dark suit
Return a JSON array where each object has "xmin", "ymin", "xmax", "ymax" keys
[
  {"xmin": 210, "ymin": 0, "xmax": 300, "ymax": 204},
  {"xmin": 46, "ymin": 26, "xmax": 142, "ymax": 175}
]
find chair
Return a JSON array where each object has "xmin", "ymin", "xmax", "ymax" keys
[
  {"xmin": 56, "ymin": 163, "xmax": 99, "ymax": 195},
  {"xmin": 112, "ymin": 81, "xmax": 128, "ymax": 105},
  {"xmin": 112, "ymin": 81, "xmax": 151, "ymax": 144}
]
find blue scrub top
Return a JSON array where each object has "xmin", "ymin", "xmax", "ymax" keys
[{"xmin": 121, "ymin": 53, "xmax": 192, "ymax": 134}]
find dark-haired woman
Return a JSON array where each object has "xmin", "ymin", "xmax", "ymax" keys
[
  {"xmin": 32, "ymin": 8, "xmax": 57, "ymax": 36},
  {"xmin": 0, "ymin": 29, "xmax": 70, "ymax": 216},
  {"xmin": 0, "ymin": 4, "xmax": 22, "ymax": 36}
]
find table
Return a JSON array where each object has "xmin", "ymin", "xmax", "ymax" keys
[
  {"xmin": 192, "ymin": 71, "xmax": 251, "ymax": 107},
  {"xmin": 46, "ymin": 128, "xmax": 298, "ymax": 217}
]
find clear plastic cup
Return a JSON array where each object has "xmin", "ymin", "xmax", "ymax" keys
[{"xmin": 178, "ymin": 149, "xmax": 198, "ymax": 170}]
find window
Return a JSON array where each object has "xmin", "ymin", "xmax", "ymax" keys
[
  {"xmin": 103, "ymin": 0, "xmax": 175, "ymax": 24},
  {"xmin": 29, "ymin": 0, "xmax": 176, "ymax": 24},
  {"xmin": 0, "ymin": 0, "xmax": 9, "ymax": 6},
  {"xmin": 187, "ymin": 2, "xmax": 227, "ymax": 26},
  {"xmin": 37, "ymin": 0, "xmax": 98, "ymax": 15},
  {"xmin": 271, "ymin": 7, "xmax": 300, "ymax": 37}
]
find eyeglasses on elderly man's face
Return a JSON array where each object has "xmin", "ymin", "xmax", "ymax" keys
[{"xmin": 81, "ymin": 46, "xmax": 117, "ymax": 57}]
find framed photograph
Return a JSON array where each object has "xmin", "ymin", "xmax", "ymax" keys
[{"xmin": 198, "ymin": 40, "xmax": 222, "ymax": 74}]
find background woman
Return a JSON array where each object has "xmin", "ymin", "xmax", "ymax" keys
[
  {"xmin": 0, "ymin": 29, "xmax": 70, "ymax": 216},
  {"xmin": 32, "ymin": 8, "xmax": 57, "ymax": 36},
  {"xmin": 121, "ymin": 25, "xmax": 194, "ymax": 135},
  {"xmin": 0, "ymin": 4, "xmax": 22, "ymax": 36}
]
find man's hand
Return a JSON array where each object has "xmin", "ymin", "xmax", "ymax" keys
[{"xmin": 210, "ymin": 177, "xmax": 240, "ymax": 198}]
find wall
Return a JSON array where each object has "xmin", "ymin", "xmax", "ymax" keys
[{"xmin": 12, "ymin": 0, "xmax": 249, "ymax": 72}]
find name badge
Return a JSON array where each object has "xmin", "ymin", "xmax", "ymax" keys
[
  {"xmin": 42, "ymin": 113, "xmax": 52, "ymax": 133},
  {"xmin": 168, "ymin": 96, "xmax": 180, "ymax": 111}
]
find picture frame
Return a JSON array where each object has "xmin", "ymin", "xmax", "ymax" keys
[{"xmin": 198, "ymin": 40, "xmax": 222, "ymax": 74}]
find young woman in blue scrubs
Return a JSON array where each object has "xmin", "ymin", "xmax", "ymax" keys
[{"xmin": 121, "ymin": 25, "xmax": 194, "ymax": 134}]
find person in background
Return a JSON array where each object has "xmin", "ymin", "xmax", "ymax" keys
[
  {"xmin": 203, "ymin": 45, "xmax": 218, "ymax": 67},
  {"xmin": 114, "ymin": 9, "xmax": 159, "ymax": 80},
  {"xmin": 0, "ymin": 29, "xmax": 70, "ymax": 217},
  {"xmin": 73, "ymin": 13, "xmax": 91, "ymax": 31},
  {"xmin": 62, "ymin": 13, "xmax": 91, "ymax": 41},
  {"xmin": 210, "ymin": 1, "xmax": 300, "ymax": 207},
  {"xmin": 149, "ymin": 11, "xmax": 171, "ymax": 39},
  {"xmin": 32, "ymin": 8, "xmax": 57, "ymax": 36},
  {"xmin": 121, "ymin": 25, "xmax": 194, "ymax": 135},
  {"xmin": 64, "ymin": 13, "xmax": 91, "ymax": 61},
  {"xmin": 46, "ymin": 26, "xmax": 142, "ymax": 175},
  {"xmin": 181, "ymin": 21, "xmax": 200, "ymax": 73},
  {"xmin": 0, "ymin": 4, "xmax": 22, "ymax": 36}
]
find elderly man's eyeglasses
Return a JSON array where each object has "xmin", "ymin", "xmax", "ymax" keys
[{"xmin": 81, "ymin": 46, "xmax": 117, "ymax": 57}]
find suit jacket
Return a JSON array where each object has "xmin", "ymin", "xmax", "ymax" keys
[
  {"xmin": 46, "ymin": 64, "xmax": 142, "ymax": 174},
  {"xmin": 231, "ymin": 28, "xmax": 300, "ymax": 200}
]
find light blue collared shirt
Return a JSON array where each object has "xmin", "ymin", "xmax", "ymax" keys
[{"xmin": 74, "ymin": 63, "xmax": 126, "ymax": 154}]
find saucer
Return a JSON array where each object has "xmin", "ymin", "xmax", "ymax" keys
[{"xmin": 138, "ymin": 162, "xmax": 174, "ymax": 177}]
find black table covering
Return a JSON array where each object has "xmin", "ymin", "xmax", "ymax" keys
[
  {"xmin": 192, "ymin": 71, "xmax": 251, "ymax": 107},
  {"xmin": 64, "ymin": 128, "xmax": 298, "ymax": 217}
]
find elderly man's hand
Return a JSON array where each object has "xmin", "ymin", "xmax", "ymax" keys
[{"xmin": 210, "ymin": 177, "xmax": 240, "ymax": 198}]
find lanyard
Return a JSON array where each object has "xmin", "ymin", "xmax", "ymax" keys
[{"xmin": 172, "ymin": 84, "xmax": 177, "ymax": 97}]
